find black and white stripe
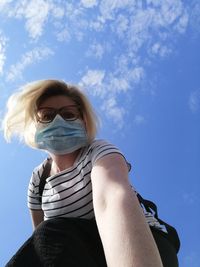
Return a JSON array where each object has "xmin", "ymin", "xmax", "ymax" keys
[
  {"xmin": 27, "ymin": 139, "xmax": 124, "ymax": 219},
  {"xmin": 27, "ymin": 139, "xmax": 167, "ymax": 235}
]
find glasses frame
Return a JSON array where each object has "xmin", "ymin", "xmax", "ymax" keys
[{"xmin": 35, "ymin": 105, "xmax": 82, "ymax": 123}]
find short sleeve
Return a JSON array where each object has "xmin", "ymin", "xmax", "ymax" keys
[
  {"xmin": 90, "ymin": 140, "xmax": 131, "ymax": 172},
  {"xmin": 27, "ymin": 165, "xmax": 44, "ymax": 210}
]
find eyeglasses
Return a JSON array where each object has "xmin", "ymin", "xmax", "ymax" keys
[{"xmin": 36, "ymin": 106, "xmax": 81, "ymax": 123}]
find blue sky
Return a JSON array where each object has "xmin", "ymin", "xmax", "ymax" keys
[{"xmin": 0, "ymin": 0, "xmax": 199, "ymax": 266}]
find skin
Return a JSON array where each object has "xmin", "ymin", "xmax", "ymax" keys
[{"xmin": 30, "ymin": 95, "xmax": 163, "ymax": 267}]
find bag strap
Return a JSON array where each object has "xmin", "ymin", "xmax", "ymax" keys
[
  {"xmin": 136, "ymin": 193, "xmax": 158, "ymax": 217},
  {"xmin": 39, "ymin": 158, "xmax": 52, "ymax": 203}
]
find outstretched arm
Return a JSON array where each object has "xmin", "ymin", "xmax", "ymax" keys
[{"xmin": 91, "ymin": 153, "xmax": 163, "ymax": 267}]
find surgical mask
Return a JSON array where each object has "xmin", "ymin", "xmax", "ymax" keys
[{"xmin": 35, "ymin": 115, "xmax": 89, "ymax": 155}]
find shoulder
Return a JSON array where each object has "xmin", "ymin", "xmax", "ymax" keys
[
  {"xmin": 87, "ymin": 139, "xmax": 120, "ymax": 158},
  {"xmin": 85, "ymin": 139, "xmax": 131, "ymax": 172},
  {"xmin": 88, "ymin": 139, "xmax": 119, "ymax": 150}
]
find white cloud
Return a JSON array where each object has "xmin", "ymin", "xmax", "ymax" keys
[
  {"xmin": 189, "ymin": 89, "xmax": 200, "ymax": 113},
  {"xmin": 128, "ymin": 67, "xmax": 144, "ymax": 84},
  {"xmin": 0, "ymin": 32, "xmax": 7, "ymax": 74},
  {"xmin": 159, "ymin": 0, "xmax": 183, "ymax": 25},
  {"xmin": 61, "ymin": 3, "xmax": 88, "ymax": 41},
  {"xmin": 113, "ymin": 14, "xmax": 129, "ymax": 38},
  {"xmin": 0, "ymin": 0, "xmax": 13, "ymax": 11},
  {"xmin": 86, "ymin": 42, "xmax": 105, "ymax": 59},
  {"xmin": 150, "ymin": 43, "xmax": 172, "ymax": 58},
  {"xmin": 105, "ymin": 0, "xmax": 189, "ymax": 57},
  {"xmin": 56, "ymin": 27, "xmax": 71, "ymax": 42},
  {"xmin": 1, "ymin": 0, "xmax": 189, "ymax": 47},
  {"xmin": 52, "ymin": 6, "xmax": 65, "ymax": 19},
  {"xmin": 174, "ymin": 10, "xmax": 189, "ymax": 34},
  {"xmin": 6, "ymin": 0, "xmax": 52, "ymax": 39},
  {"xmin": 101, "ymin": 97, "xmax": 125, "ymax": 128},
  {"xmin": 79, "ymin": 67, "xmax": 141, "ymax": 126},
  {"xmin": 89, "ymin": 16, "xmax": 105, "ymax": 32},
  {"xmin": 125, "ymin": 10, "xmax": 154, "ymax": 53},
  {"xmin": 189, "ymin": 1, "xmax": 200, "ymax": 35},
  {"xmin": 79, "ymin": 68, "xmax": 130, "ymax": 126},
  {"xmin": 81, "ymin": 0, "xmax": 98, "ymax": 9},
  {"xmin": 79, "ymin": 69, "xmax": 105, "ymax": 96},
  {"xmin": 99, "ymin": 0, "xmax": 134, "ymax": 20},
  {"xmin": 107, "ymin": 74, "xmax": 130, "ymax": 94},
  {"xmin": 6, "ymin": 47, "xmax": 54, "ymax": 81},
  {"xmin": 0, "ymin": 0, "xmax": 192, "ymax": 126}
]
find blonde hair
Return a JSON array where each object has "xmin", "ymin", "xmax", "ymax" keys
[{"xmin": 3, "ymin": 79, "xmax": 99, "ymax": 148}]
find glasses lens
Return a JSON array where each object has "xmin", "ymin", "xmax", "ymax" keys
[
  {"xmin": 37, "ymin": 109, "xmax": 56, "ymax": 123},
  {"xmin": 60, "ymin": 107, "xmax": 79, "ymax": 121}
]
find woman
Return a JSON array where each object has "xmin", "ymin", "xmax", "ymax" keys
[{"xmin": 3, "ymin": 79, "xmax": 179, "ymax": 267}]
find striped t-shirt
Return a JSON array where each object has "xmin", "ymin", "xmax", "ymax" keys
[
  {"xmin": 27, "ymin": 139, "xmax": 129, "ymax": 220},
  {"xmin": 27, "ymin": 139, "xmax": 167, "ymax": 234}
]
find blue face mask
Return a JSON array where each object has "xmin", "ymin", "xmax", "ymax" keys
[{"xmin": 35, "ymin": 115, "xmax": 89, "ymax": 155}]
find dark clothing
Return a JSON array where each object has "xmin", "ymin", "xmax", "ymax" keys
[
  {"xmin": 151, "ymin": 228, "xmax": 179, "ymax": 267},
  {"xmin": 6, "ymin": 218, "xmax": 178, "ymax": 267}
]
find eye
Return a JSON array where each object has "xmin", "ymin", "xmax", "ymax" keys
[
  {"xmin": 37, "ymin": 109, "xmax": 55, "ymax": 122},
  {"xmin": 61, "ymin": 110, "xmax": 77, "ymax": 120},
  {"xmin": 42, "ymin": 112, "xmax": 53, "ymax": 121}
]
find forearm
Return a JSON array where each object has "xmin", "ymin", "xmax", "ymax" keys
[{"xmin": 94, "ymin": 188, "xmax": 163, "ymax": 267}]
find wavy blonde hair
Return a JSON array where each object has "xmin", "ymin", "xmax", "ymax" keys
[{"xmin": 3, "ymin": 79, "xmax": 99, "ymax": 148}]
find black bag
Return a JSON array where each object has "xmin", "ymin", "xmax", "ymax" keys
[{"xmin": 136, "ymin": 193, "xmax": 180, "ymax": 253}]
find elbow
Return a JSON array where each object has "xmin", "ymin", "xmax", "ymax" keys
[{"xmin": 94, "ymin": 186, "xmax": 132, "ymax": 215}]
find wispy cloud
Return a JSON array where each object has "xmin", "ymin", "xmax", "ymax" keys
[
  {"xmin": 79, "ymin": 69, "xmax": 105, "ymax": 96},
  {"xmin": 8, "ymin": 0, "xmax": 52, "ymax": 40},
  {"xmin": 79, "ymin": 69, "xmax": 128, "ymax": 127},
  {"xmin": 0, "ymin": 0, "xmax": 13, "ymax": 11},
  {"xmin": 81, "ymin": 0, "xmax": 98, "ymax": 9},
  {"xmin": 189, "ymin": 1, "xmax": 200, "ymax": 36},
  {"xmin": 189, "ymin": 89, "xmax": 200, "ymax": 113},
  {"xmin": 56, "ymin": 27, "xmax": 71, "ymax": 43},
  {"xmin": 150, "ymin": 43, "xmax": 172, "ymax": 58},
  {"xmin": 6, "ymin": 47, "xmax": 54, "ymax": 81},
  {"xmin": 0, "ymin": 31, "xmax": 7, "ymax": 75},
  {"xmin": 99, "ymin": 0, "xmax": 133, "ymax": 20},
  {"xmin": 112, "ymin": 14, "xmax": 129, "ymax": 39},
  {"xmin": 101, "ymin": 97, "xmax": 126, "ymax": 128},
  {"xmin": 51, "ymin": 5, "xmax": 65, "ymax": 19},
  {"xmin": 86, "ymin": 41, "xmax": 106, "ymax": 59},
  {"xmin": 0, "ymin": 0, "xmax": 193, "ymax": 125},
  {"xmin": 79, "ymin": 66, "xmax": 145, "ymax": 126}
]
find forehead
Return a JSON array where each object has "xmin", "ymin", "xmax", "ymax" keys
[{"xmin": 38, "ymin": 95, "xmax": 77, "ymax": 109}]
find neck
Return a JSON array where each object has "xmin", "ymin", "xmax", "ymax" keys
[{"xmin": 49, "ymin": 149, "xmax": 81, "ymax": 173}]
